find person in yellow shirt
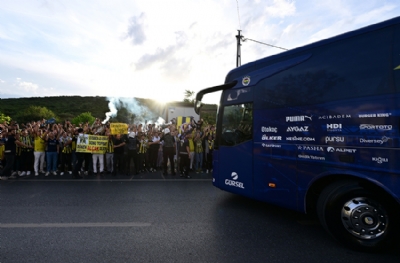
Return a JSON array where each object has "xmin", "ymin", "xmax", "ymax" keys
[
  {"xmin": 33, "ymin": 126, "xmax": 47, "ymax": 176},
  {"xmin": 187, "ymin": 133, "xmax": 195, "ymax": 171}
]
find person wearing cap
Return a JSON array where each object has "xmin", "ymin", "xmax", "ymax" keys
[{"xmin": 161, "ymin": 127, "xmax": 176, "ymax": 176}]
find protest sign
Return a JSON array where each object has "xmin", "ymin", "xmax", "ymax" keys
[
  {"xmin": 110, "ymin": 123, "xmax": 128, "ymax": 135},
  {"xmin": 76, "ymin": 134, "xmax": 108, "ymax": 154}
]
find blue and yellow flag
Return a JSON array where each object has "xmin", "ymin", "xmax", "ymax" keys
[{"xmin": 176, "ymin": 116, "xmax": 193, "ymax": 133}]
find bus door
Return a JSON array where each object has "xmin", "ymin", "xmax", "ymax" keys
[{"xmin": 215, "ymin": 87, "xmax": 254, "ymax": 198}]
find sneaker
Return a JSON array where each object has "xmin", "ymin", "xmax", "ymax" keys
[
  {"xmin": 35, "ymin": 172, "xmax": 39, "ymax": 176},
  {"xmin": 68, "ymin": 171, "xmax": 72, "ymax": 175},
  {"xmin": 84, "ymin": 171, "xmax": 88, "ymax": 176},
  {"xmin": 186, "ymin": 175, "xmax": 191, "ymax": 179},
  {"xmin": 11, "ymin": 171, "xmax": 17, "ymax": 176},
  {"xmin": 206, "ymin": 170, "xmax": 209, "ymax": 174},
  {"xmin": 39, "ymin": 170, "xmax": 45, "ymax": 174},
  {"xmin": 45, "ymin": 172, "xmax": 49, "ymax": 176},
  {"xmin": 9, "ymin": 174, "xmax": 17, "ymax": 179},
  {"xmin": 60, "ymin": 172, "xmax": 64, "ymax": 176},
  {"xmin": 52, "ymin": 171, "xmax": 57, "ymax": 176},
  {"xmin": 27, "ymin": 171, "xmax": 31, "ymax": 176},
  {"xmin": 1, "ymin": 176, "xmax": 8, "ymax": 180},
  {"xmin": 20, "ymin": 171, "xmax": 26, "ymax": 176}
]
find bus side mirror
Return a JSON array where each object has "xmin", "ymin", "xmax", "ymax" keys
[{"xmin": 194, "ymin": 100, "xmax": 202, "ymax": 115}]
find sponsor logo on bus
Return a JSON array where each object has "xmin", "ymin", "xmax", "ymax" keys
[
  {"xmin": 327, "ymin": 147, "xmax": 357, "ymax": 153},
  {"xmin": 318, "ymin": 114, "xmax": 351, "ymax": 119},
  {"xmin": 298, "ymin": 146, "xmax": 324, "ymax": 151},
  {"xmin": 225, "ymin": 172, "xmax": 245, "ymax": 189},
  {"xmin": 359, "ymin": 124, "xmax": 392, "ymax": 131},
  {"xmin": 242, "ymin": 76, "xmax": 251, "ymax": 86},
  {"xmin": 325, "ymin": 136, "xmax": 345, "ymax": 143},
  {"xmin": 286, "ymin": 115, "xmax": 312, "ymax": 122},
  {"xmin": 298, "ymin": 154, "xmax": 325, "ymax": 160},
  {"xmin": 358, "ymin": 113, "xmax": 391, "ymax": 118},
  {"xmin": 372, "ymin": 157, "xmax": 388, "ymax": 164},
  {"xmin": 287, "ymin": 126, "xmax": 309, "ymax": 132},
  {"xmin": 261, "ymin": 126, "xmax": 278, "ymax": 133},
  {"xmin": 262, "ymin": 135, "xmax": 282, "ymax": 141},
  {"xmin": 327, "ymin": 124, "xmax": 342, "ymax": 132},
  {"xmin": 286, "ymin": 136, "xmax": 315, "ymax": 141},
  {"xmin": 262, "ymin": 143, "xmax": 281, "ymax": 148},
  {"xmin": 359, "ymin": 136, "xmax": 391, "ymax": 145}
]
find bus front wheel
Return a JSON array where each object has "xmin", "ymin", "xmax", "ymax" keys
[{"xmin": 317, "ymin": 180, "xmax": 399, "ymax": 252}]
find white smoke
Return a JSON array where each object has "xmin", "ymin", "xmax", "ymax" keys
[
  {"xmin": 102, "ymin": 97, "xmax": 119, "ymax": 124},
  {"xmin": 102, "ymin": 97, "xmax": 165, "ymax": 128}
]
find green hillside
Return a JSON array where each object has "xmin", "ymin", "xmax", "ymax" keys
[
  {"xmin": 0, "ymin": 96, "xmax": 217, "ymax": 125},
  {"xmin": 0, "ymin": 96, "xmax": 108, "ymax": 122}
]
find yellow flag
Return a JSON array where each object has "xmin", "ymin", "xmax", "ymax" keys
[{"xmin": 110, "ymin": 123, "xmax": 128, "ymax": 135}]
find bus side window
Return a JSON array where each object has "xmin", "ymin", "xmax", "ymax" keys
[{"xmin": 220, "ymin": 103, "xmax": 253, "ymax": 146}]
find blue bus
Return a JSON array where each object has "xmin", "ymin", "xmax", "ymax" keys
[{"xmin": 194, "ymin": 17, "xmax": 400, "ymax": 252}]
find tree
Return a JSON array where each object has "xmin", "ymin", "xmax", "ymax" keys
[
  {"xmin": 183, "ymin": 90, "xmax": 196, "ymax": 104},
  {"xmin": 71, "ymin": 112, "xmax": 95, "ymax": 126},
  {"xmin": 0, "ymin": 112, "xmax": 11, "ymax": 124},
  {"xmin": 200, "ymin": 111, "xmax": 216, "ymax": 126},
  {"xmin": 14, "ymin": 105, "xmax": 57, "ymax": 124}
]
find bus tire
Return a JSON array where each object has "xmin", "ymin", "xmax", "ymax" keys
[{"xmin": 317, "ymin": 180, "xmax": 399, "ymax": 252}]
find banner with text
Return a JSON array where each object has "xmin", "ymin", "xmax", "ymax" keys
[
  {"xmin": 110, "ymin": 123, "xmax": 128, "ymax": 135},
  {"xmin": 76, "ymin": 134, "xmax": 108, "ymax": 154}
]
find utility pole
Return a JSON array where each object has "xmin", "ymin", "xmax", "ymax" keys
[{"xmin": 236, "ymin": 30, "xmax": 242, "ymax": 67}]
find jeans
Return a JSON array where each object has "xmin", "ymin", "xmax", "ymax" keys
[
  {"xmin": 46, "ymin": 151, "xmax": 58, "ymax": 172},
  {"xmin": 195, "ymin": 152, "xmax": 203, "ymax": 171},
  {"xmin": 105, "ymin": 153, "xmax": 113, "ymax": 172}
]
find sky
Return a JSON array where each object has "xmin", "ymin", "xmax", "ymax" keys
[{"xmin": 0, "ymin": 0, "xmax": 399, "ymax": 104}]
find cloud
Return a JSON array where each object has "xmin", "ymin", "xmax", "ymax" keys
[
  {"xmin": 125, "ymin": 12, "xmax": 147, "ymax": 45},
  {"xmin": 15, "ymin": 78, "xmax": 39, "ymax": 92},
  {"xmin": 134, "ymin": 31, "xmax": 188, "ymax": 71},
  {"xmin": 264, "ymin": 0, "xmax": 296, "ymax": 18}
]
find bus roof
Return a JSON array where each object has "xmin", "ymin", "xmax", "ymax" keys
[{"xmin": 225, "ymin": 16, "xmax": 400, "ymax": 83}]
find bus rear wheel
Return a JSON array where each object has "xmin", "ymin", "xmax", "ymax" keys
[{"xmin": 317, "ymin": 180, "xmax": 399, "ymax": 252}]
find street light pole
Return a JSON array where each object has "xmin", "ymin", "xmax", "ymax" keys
[{"xmin": 236, "ymin": 30, "xmax": 242, "ymax": 67}]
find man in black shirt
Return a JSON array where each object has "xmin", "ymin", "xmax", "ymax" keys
[
  {"xmin": 179, "ymin": 134, "xmax": 191, "ymax": 178},
  {"xmin": 112, "ymin": 134, "xmax": 126, "ymax": 176},
  {"xmin": 161, "ymin": 128, "xmax": 176, "ymax": 176},
  {"xmin": 1, "ymin": 129, "xmax": 24, "ymax": 180}
]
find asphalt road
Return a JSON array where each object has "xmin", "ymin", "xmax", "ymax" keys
[{"xmin": 1, "ymin": 173, "xmax": 399, "ymax": 263}]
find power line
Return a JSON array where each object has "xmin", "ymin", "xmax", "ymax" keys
[{"xmin": 242, "ymin": 37, "xmax": 288, "ymax": 51}]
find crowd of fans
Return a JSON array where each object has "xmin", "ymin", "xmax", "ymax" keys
[{"xmin": 0, "ymin": 117, "xmax": 215, "ymax": 180}]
